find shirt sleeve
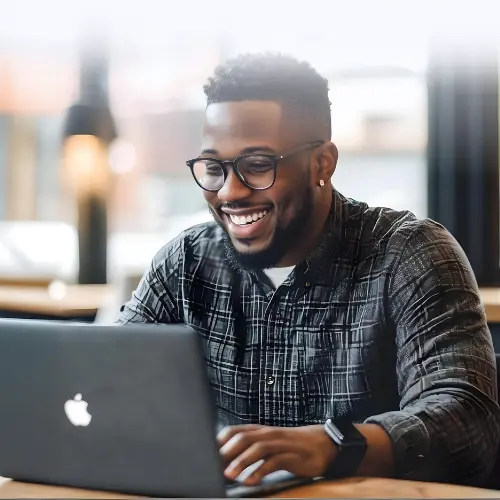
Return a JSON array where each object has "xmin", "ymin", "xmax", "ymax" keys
[
  {"xmin": 116, "ymin": 233, "xmax": 185, "ymax": 324},
  {"xmin": 364, "ymin": 219, "xmax": 500, "ymax": 486}
]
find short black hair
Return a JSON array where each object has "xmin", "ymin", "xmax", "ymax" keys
[{"xmin": 203, "ymin": 53, "xmax": 331, "ymax": 140}]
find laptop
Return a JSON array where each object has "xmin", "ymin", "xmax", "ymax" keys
[{"xmin": 0, "ymin": 319, "xmax": 314, "ymax": 497}]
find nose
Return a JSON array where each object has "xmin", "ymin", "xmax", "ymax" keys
[{"xmin": 217, "ymin": 167, "xmax": 253, "ymax": 203}]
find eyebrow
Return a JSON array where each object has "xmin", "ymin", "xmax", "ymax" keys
[{"xmin": 200, "ymin": 146, "xmax": 277, "ymax": 157}]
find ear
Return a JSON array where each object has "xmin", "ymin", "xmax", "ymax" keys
[{"xmin": 314, "ymin": 141, "xmax": 338, "ymax": 184}]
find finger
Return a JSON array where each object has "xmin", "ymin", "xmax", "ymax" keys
[
  {"xmin": 220, "ymin": 427, "xmax": 282, "ymax": 466},
  {"xmin": 224, "ymin": 440, "xmax": 304, "ymax": 480},
  {"xmin": 217, "ymin": 424, "xmax": 263, "ymax": 447},
  {"xmin": 244, "ymin": 452, "xmax": 300, "ymax": 485}
]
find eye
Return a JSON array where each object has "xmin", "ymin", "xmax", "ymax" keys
[
  {"xmin": 205, "ymin": 163, "xmax": 222, "ymax": 174},
  {"xmin": 194, "ymin": 159, "xmax": 222, "ymax": 174},
  {"xmin": 240, "ymin": 156, "xmax": 274, "ymax": 173},
  {"xmin": 249, "ymin": 163, "xmax": 273, "ymax": 172}
]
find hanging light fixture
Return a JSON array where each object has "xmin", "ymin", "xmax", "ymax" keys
[{"xmin": 61, "ymin": 47, "xmax": 117, "ymax": 286}]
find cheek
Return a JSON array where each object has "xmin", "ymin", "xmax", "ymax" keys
[
  {"xmin": 203, "ymin": 193, "xmax": 221, "ymax": 217},
  {"xmin": 273, "ymin": 177, "xmax": 311, "ymax": 221},
  {"xmin": 203, "ymin": 192, "xmax": 217, "ymax": 207},
  {"xmin": 273, "ymin": 193, "xmax": 299, "ymax": 230},
  {"xmin": 278, "ymin": 196, "xmax": 299, "ymax": 220}
]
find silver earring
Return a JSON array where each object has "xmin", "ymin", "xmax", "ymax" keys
[{"xmin": 319, "ymin": 180, "xmax": 325, "ymax": 187}]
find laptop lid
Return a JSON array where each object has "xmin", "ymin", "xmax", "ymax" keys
[{"xmin": 0, "ymin": 319, "xmax": 227, "ymax": 498}]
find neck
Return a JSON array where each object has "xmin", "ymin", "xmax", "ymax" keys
[{"xmin": 276, "ymin": 189, "xmax": 333, "ymax": 267}]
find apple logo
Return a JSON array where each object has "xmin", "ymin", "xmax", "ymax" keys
[{"xmin": 64, "ymin": 393, "xmax": 92, "ymax": 427}]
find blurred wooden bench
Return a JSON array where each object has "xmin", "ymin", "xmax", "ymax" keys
[
  {"xmin": 0, "ymin": 277, "xmax": 52, "ymax": 288},
  {"xmin": 0, "ymin": 284, "xmax": 113, "ymax": 321},
  {"xmin": 481, "ymin": 288, "xmax": 500, "ymax": 323}
]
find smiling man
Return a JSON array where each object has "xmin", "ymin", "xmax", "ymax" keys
[{"xmin": 118, "ymin": 53, "xmax": 500, "ymax": 486}]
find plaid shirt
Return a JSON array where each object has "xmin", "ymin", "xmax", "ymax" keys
[{"xmin": 118, "ymin": 189, "xmax": 500, "ymax": 485}]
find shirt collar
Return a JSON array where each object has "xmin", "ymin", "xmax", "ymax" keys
[{"xmin": 299, "ymin": 187, "xmax": 345, "ymax": 274}]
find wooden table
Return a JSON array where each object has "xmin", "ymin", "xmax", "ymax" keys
[
  {"xmin": 0, "ymin": 284, "xmax": 113, "ymax": 319},
  {"xmin": 0, "ymin": 476, "xmax": 498, "ymax": 498},
  {"xmin": 481, "ymin": 288, "xmax": 500, "ymax": 323}
]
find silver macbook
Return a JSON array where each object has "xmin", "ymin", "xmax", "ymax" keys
[{"xmin": 0, "ymin": 319, "xmax": 313, "ymax": 497}]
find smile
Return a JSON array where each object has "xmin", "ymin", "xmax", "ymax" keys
[
  {"xmin": 229, "ymin": 210, "xmax": 268, "ymax": 226},
  {"xmin": 221, "ymin": 207, "xmax": 273, "ymax": 240}
]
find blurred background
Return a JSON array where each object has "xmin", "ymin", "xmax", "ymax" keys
[{"xmin": 0, "ymin": 0, "xmax": 500, "ymax": 331}]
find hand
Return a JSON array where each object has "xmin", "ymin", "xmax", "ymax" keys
[{"xmin": 217, "ymin": 424, "xmax": 338, "ymax": 485}]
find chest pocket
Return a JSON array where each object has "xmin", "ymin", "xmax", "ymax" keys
[
  {"xmin": 296, "ymin": 319, "xmax": 382, "ymax": 424},
  {"xmin": 202, "ymin": 332, "xmax": 262, "ymax": 426}
]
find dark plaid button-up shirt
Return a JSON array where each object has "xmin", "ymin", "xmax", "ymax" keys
[{"xmin": 118, "ymin": 189, "xmax": 500, "ymax": 485}]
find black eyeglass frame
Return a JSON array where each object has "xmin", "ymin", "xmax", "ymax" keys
[{"xmin": 186, "ymin": 141, "xmax": 324, "ymax": 192}]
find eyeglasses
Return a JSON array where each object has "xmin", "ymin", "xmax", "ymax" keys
[{"xmin": 186, "ymin": 141, "xmax": 324, "ymax": 192}]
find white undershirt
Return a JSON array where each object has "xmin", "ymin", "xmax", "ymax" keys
[{"xmin": 263, "ymin": 266, "xmax": 296, "ymax": 288}]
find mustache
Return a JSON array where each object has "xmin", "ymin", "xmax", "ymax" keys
[
  {"xmin": 221, "ymin": 203, "xmax": 254, "ymax": 211},
  {"xmin": 217, "ymin": 202, "xmax": 272, "ymax": 211}
]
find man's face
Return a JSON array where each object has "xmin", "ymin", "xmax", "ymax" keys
[{"xmin": 201, "ymin": 100, "xmax": 316, "ymax": 270}]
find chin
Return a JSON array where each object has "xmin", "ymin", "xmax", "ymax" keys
[
  {"xmin": 231, "ymin": 239, "xmax": 270, "ymax": 255},
  {"xmin": 213, "ymin": 212, "xmax": 287, "ymax": 271},
  {"xmin": 224, "ymin": 237, "xmax": 286, "ymax": 272}
]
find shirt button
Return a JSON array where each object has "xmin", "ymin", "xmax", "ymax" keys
[{"xmin": 266, "ymin": 376, "xmax": 275, "ymax": 386}]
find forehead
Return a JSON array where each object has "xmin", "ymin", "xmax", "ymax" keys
[{"xmin": 202, "ymin": 101, "xmax": 285, "ymax": 156}]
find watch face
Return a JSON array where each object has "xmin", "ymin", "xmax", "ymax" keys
[
  {"xmin": 328, "ymin": 420, "xmax": 367, "ymax": 446},
  {"xmin": 323, "ymin": 420, "xmax": 368, "ymax": 479},
  {"xmin": 324, "ymin": 420, "xmax": 344, "ymax": 445}
]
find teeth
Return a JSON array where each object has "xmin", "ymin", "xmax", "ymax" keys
[{"xmin": 230, "ymin": 210, "xmax": 268, "ymax": 226}]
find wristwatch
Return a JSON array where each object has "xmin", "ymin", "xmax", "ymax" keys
[{"xmin": 323, "ymin": 419, "xmax": 367, "ymax": 479}]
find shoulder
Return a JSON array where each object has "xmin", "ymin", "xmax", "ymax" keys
[
  {"xmin": 342, "ymin": 196, "xmax": 418, "ymax": 245},
  {"xmin": 375, "ymin": 216, "xmax": 477, "ymax": 301},
  {"xmin": 339, "ymin": 195, "xmax": 469, "ymax": 281},
  {"xmin": 341, "ymin": 194, "xmax": 455, "ymax": 257},
  {"xmin": 149, "ymin": 220, "xmax": 226, "ymax": 272},
  {"xmin": 385, "ymin": 216, "xmax": 464, "ymax": 265},
  {"xmin": 387, "ymin": 218, "xmax": 476, "ymax": 292}
]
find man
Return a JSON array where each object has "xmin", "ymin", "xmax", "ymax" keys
[{"xmin": 118, "ymin": 53, "xmax": 500, "ymax": 487}]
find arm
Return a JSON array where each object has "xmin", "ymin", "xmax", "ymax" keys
[
  {"xmin": 116, "ymin": 234, "xmax": 184, "ymax": 324},
  {"xmin": 363, "ymin": 219, "xmax": 500, "ymax": 485},
  {"xmin": 218, "ymin": 220, "xmax": 500, "ymax": 486}
]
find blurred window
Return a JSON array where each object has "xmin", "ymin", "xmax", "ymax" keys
[{"xmin": 0, "ymin": 0, "xmax": 430, "ymax": 279}]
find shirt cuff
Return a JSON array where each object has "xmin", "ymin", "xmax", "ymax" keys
[{"xmin": 364, "ymin": 410, "xmax": 431, "ymax": 479}]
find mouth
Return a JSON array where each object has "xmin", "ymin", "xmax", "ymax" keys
[
  {"xmin": 229, "ymin": 210, "xmax": 269, "ymax": 226},
  {"xmin": 221, "ymin": 208, "xmax": 273, "ymax": 240}
]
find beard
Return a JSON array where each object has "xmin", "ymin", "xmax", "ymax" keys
[{"xmin": 211, "ymin": 185, "xmax": 314, "ymax": 272}]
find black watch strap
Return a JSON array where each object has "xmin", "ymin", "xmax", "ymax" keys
[{"xmin": 323, "ymin": 419, "xmax": 367, "ymax": 479}]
